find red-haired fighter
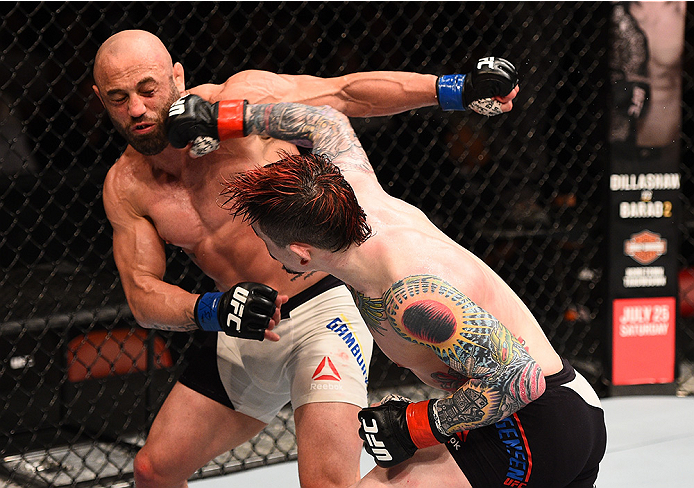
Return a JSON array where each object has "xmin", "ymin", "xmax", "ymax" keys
[{"xmin": 220, "ymin": 102, "xmax": 607, "ymax": 488}]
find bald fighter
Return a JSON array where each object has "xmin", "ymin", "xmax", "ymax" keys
[{"xmin": 92, "ymin": 29, "xmax": 518, "ymax": 488}]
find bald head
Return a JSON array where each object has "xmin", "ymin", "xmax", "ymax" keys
[
  {"xmin": 94, "ymin": 30, "xmax": 173, "ymax": 88},
  {"xmin": 92, "ymin": 30, "xmax": 186, "ymax": 156}
]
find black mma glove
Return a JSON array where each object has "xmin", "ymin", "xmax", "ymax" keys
[
  {"xmin": 194, "ymin": 282, "xmax": 279, "ymax": 340},
  {"xmin": 167, "ymin": 94, "xmax": 247, "ymax": 158},
  {"xmin": 358, "ymin": 396, "xmax": 449, "ymax": 468},
  {"xmin": 437, "ymin": 57, "xmax": 518, "ymax": 115}
]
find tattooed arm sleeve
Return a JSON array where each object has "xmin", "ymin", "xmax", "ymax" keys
[
  {"xmin": 384, "ymin": 275, "xmax": 546, "ymax": 435},
  {"xmin": 243, "ymin": 102, "xmax": 376, "ymax": 175}
]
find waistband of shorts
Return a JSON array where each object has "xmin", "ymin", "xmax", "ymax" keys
[
  {"xmin": 544, "ymin": 357, "xmax": 576, "ymax": 388},
  {"xmin": 281, "ymin": 275, "xmax": 345, "ymax": 319}
]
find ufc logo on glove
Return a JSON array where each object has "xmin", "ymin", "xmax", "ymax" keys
[
  {"xmin": 226, "ymin": 286, "xmax": 249, "ymax": 333},
  {"xmin": 193, "ymin": 281, "xmax": 278, "ymax": 340},
  {"xmin": 360, "ymin": 417, "xmax": 394, "ymax": 463},
  {"xmin": 476, "ymin": 56, "xmax": 496, "ymax": 69}
]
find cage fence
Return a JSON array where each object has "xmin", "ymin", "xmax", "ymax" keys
[{"xmin": 1, "ymin": 2, "xmax": 693, "ymax": 487}]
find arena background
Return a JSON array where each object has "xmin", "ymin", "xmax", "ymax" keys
[{"xmin": 1, "ymin": 2, "xmax": 693, "ymax": 487}]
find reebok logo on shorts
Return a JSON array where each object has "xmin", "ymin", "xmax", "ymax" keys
[
  {"xmin": 310, "ymin": 356, "xmax": 344, "ymax": 391},
  {"xmin": 312, "ymin": 356, "xmax": 341, "ymax": 381}
]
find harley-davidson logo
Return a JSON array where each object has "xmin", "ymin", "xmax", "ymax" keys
[{"xmin": 624, "ymin": 230, "xmax": 667, "ymax": 265}]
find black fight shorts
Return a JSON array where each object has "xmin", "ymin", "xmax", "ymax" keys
[{"xmin": 446, "ymin": 358, "xmax": 606, "ymax": 488}]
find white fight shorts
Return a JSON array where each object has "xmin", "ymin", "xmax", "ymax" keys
[{"xmin": 179, "ymin": 276, "xmax": 373, "ymax": 423}]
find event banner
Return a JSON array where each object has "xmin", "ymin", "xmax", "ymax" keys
[{"xmin": 607, "ymin": 2, "xmax": 685, "ymax": 389}]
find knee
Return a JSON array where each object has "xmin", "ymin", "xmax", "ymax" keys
[
  {"xmin": 133, "ymin": 448, "xmax": 184, "ymax": 488},
  {"xmin": 133, "ymin": 449, "xmax": 157, "ymax": 488}
]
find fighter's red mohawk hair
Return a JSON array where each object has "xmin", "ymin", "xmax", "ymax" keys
[{"xmin": 222, "ymin": 151, "xmax": 372, "ymax": 252}]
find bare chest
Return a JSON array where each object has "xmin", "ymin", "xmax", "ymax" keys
[
  {"xmin": 139, "ymin": 172, "xmax": 288, "ymax": 289},
  {"xmin": 144, "ymin": 176, "xmax": 231, "ymax": 249}
]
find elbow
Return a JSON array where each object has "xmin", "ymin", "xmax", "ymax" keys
[
  {"xmin": 133, "ymin": 316, "xmax": 157, "ymax": 330},
  {"xmin": 515, "ymin": 360, "xmax": 546, "ymax": 406},
  {"xmin": 320, "ymin": 104, "xmax": 350, "ymax": 122},
  {"xmin": 123, "ymin": 290, "xmax": 159, "ymax": 329},
  {"xmin": 530, "ymin": 361, "xmax": 547, "ymax": 403},
  {"xmin": 128, "ymin": 302, "xmax": 156, "ymax": 329},
  {"xmin": 121, "ymin": 277, "xmax": 165, "ymax": 329}
]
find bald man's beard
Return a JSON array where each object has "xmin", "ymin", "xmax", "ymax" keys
[
  {"xmin": 113, "ymin": 86, "xmax": 180, "ymax": 156},
  {"xmin": 117, "ymin": 120, "xmax": 168, "ymax": 155}
]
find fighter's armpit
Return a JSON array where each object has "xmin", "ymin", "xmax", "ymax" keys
[{"xmin": 349, "ymin": 286, "xmax": 389, "ymax": 336}]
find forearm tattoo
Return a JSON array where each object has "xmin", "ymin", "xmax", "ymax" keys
[
  {"xmin": 244, "ymin": 103, "xmax": 375, "ymax": 174},
  {"xmin": 382, "ymin": 275, "xmax": 545, "ymax": 434}
]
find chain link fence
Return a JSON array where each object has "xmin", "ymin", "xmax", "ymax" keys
[{"xmin": 1, "ymin": 2, "xmax": 693, "ymax": 486}]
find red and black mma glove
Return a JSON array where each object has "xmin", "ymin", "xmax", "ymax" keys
[
  {"xmin": 437, "ymin": 57, "xmax": 518, "ymax": 116},
  {"xmin": 358, "ymin": 397, "xmax": 449, "ymax": 468},
  {"xmin": 194, "ymin": 282, "xmax": 278, "ymax": 341},
  {"xmin": 167, "ymin": 94, "xmax": 247, "ymax": 158}
]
